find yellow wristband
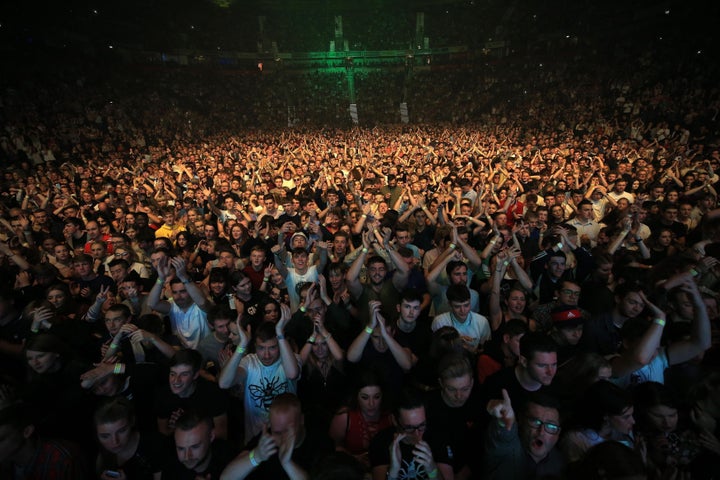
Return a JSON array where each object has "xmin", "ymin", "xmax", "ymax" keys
[{"xmin": 364, "ymin": 326, "xmax": 374, "ymax": 335}]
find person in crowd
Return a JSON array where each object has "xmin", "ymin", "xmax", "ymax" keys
[
  {"xmin": 217, "ymin": 313, "xmax": 301, "ymax": 440},
  {"xmin": 155, "ymin": 349, "xmax": 229, "ymax": 439},
  {"xmin": 328, "ymin": 370, "xmax": 392, "ymax": 467},
  {"xmin": 164, "ymin": 410, "xmax": 237, "ymax": 480},
  {"xmin": 94, "ymin": 397, "xmax": 164, "ymax": 480},
  {"xmin": 368, "ymin": 388, "xmax": 454, "ymax": 480},
  {"xmin": 147, "ymin": 255, "xmax": 212, "ymax": 349},
  {"xmin": 220, "ymin": 393, "xmax": 334, "ymax": 480},
  {"xmin": 346, "ymin": 300, "xmax": 414, "ymax": 394},
  {"xmin": 426, "ymin": 353, "xmax": 484, "ymax": 479}
]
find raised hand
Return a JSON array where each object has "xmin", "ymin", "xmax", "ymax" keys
[
  {"xmin": 487, "ymin": 389, "xmax": 515, "ymax": 430},
  {"xmin": 255, "ymin": 424, "xmax": 279, "ymax": 463}
]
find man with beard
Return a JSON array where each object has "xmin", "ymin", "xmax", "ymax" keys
[
  {"xmin": 483, "ymin": 390, "xmax": 566, "ymax": 479},
  {"xmin": 347, "ymin": 230, "xmax": 410, "ymax": 327},
  {"xmin": 166, "ymin": 411, "xmax": 236, "ymax": 480}
]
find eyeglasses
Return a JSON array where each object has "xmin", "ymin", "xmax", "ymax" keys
[
  {"xmin": 527, "ymin": 418, "xmax": 560, "ymax": 435},
  {"xmin": 399, "ymin": 422, "xmax": 427, "ymax": 434},
  {"xmin": 559, "ymin": 289, "xmax": 581, "ymax": 297}
]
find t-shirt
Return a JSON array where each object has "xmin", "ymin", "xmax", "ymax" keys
[
  {"xmin": 431, "ymin": 312, "xmax": 491, "ymax": 350},
  {"xmin": 168, "ymin": 300, "xmax": 211, "ymax": 350},
  {"xmin": 284, "ymin": 265, "xmax": 320, "ymax": 312},
  {"xmin": 612, "ymin": 347, "xmax": 670, "ymax": 388},
  {"xmin": 154, "ymin": 377, "xmax": 229, "ymax": 423},
  {"xmin": 239, "ymin": 354, "xmax": 301, "ymax": 439}
]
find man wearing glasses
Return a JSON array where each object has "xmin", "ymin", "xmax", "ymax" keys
[
  {"xmin": 368, "ymin": 388, "xmax": 453, "ymax": 480},
  {"xmin": 484, "ymin": 389, "xmax": 566, "ymax": 478}
]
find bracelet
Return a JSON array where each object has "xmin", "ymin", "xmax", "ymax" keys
[
  {"xmin": 489, "ymin": 239, "xmax": 497, "ymax": 245},
  {"xmin": 276, "ymin": 334, "xmax": 285, "ymax": 340},
  {"xmin": 235, "ymin": 345, "xmax": 246, "ymax": 355},
  {"xmin": 156, "ymin": 278, "xmax": 164, "ymax": 285},
  {"xmin": 31, "ymin": 327, "xmax": 39, "ymax": 333},
  {"xmin": 299, "ymin": 306, "xmax": 307, "ymax": 313},
  {"xmin": 308, "ymin": 336, "xmax": 317, "ymax": 344},
  {"xmin": 110, "ymin": 342, "xmax": 119, "ymax": 349},
  {"xmin": 364, "ymin": 326, "xmax": 374, "ymax": 335},
  {"xmin": 249, "ymin": 449, "xmax": 260, "ymax": 467},
  {"xmin": 556, "ymin": 242, "xmax": 563, "ymax": 250},
  {"xmin": 263, "ymin": 277, "xmax": 270, "ymax": 282},
  {"xmin": 113, "ymin": 363, "xmax": 123, "ymax": 375},
  {"xmin": 503, "ymin": 260, "xmax": 509, "ymax": 266},
  {"xmin": 427, "ymin": 468, "xmax": 439, "ymax": 479},
  {"xmin": 362, "ymin": 247, "xmax": 369, "ymax": 253},
  {"xmin": 449, "ymin": 243, "xmax": 457, "ymax": 250},
  {"xmin": 690, "ymin": 268, "xmax": 699, "ymax": 277},
  {"xmin": 324, "ymin": 332, "xmax": 332, "ymax": 341},
  {"xmin": 653, "ymin": 318, "xmax": 666, "ymax": 327},
  {"xmin": 361, "ymin": 214, "xmax": 367, "ymax": 218}
]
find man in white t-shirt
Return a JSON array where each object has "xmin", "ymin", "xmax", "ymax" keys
[
  {"xmin": 272, "ymin": 245, "xmax": 328, "ymax": 312},
  {"xmin": 432, "ymin": 284, "xmax": 491, "ymax": 354},
  {"xmin": 217, "ymin": 310, "xmax": 301, "ymax": 439}
]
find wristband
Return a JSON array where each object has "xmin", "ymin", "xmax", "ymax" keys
[
  {"xmin": 556, "ymin": 242, "xmax": 563, "ymax": 250},
  {"xmin": 490, "ymin": 239, "xmax": 497, "ymax": 245},
  {"xmin": 276, "ymin": 334, "xmax": 285, "ymax": 340},
  {"xmin": 690, "ymin": 268, "xmax": 699, "ymax": 277},
  {"xmin": 653, "ymin": 318, "xmax": 666, "ymax": 327},
  {"xmin": 364, "ymin": 326, "xmax": 374, "ymax": 335},
  {"xmin": 110, "ymin": 342, "xmax": 119, "ymax": 349},
  {"xmin": 324, "ymin": 332, "xmax": 332, "ymax": 341},
  {"xmin": 308, "ymin": 335, "xmax": 317, "ymax": 344},
  {"xmin": 113, "ymin": 363, "xmax": 123, "ymax": 375},
  {"xmin": 263, "ymin": 277, "xmax": 270, "ymax": 282},
  {"xmin": 362, "ymin": 247, "xmax": 369, "ymax": 253},
  {"xmin": 449, "ymin": 243, "xmax": 457, "ymax": 250},
  {"xmin": 361, "ymin": 214, "xmax": 367, "ymax": 218},
  {"xmin": 503, "ymin": 260, "xmax": 510, "ymax": 266},
  {"xmin": 235, "ymin": 345, "xmax": 246, "ymax": 355},
  {"xmin": 31, "ymin": 327, "xmax": 39, "ymax": 333},
  {"xmin": 156, "ymin": 278, "xmax": 164, "ymax": 285},
  {"xmin": 249, "ymin": 449, "xmax": 260, "ymax": 467},
  {"xmin": 299, "ymin": 306, "xmax": 307, "ymax": 313},
  {"xmin": 427, "ymin": 468, "xmax": 439, "ymax": 479}
]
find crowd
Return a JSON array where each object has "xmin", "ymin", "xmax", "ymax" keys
[{"xmin": 1, "ymin": 39, "xmax": 720, "ymax": 480}]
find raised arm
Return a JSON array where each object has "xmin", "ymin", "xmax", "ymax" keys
[
  {"xmin": 146, "ymin": 256, "xmax": 172, "ymax": 315},
  {"xmin": 346, "ymin": 231, "xmax": 371, "ymax": 299},
  {"xmin": 218, "ymin": 316, "xmax": 250, "ymax": 389},
  {"xmin": 276, "ymin": 304, "xmax": 300, "ymax": 380},
  {"xmin": 610, "ymin": 291, "xmax": 666, "ymax": 378},
  {"xmin": 171, "ymin": 257, "xmax": 211, "ymax": 312},
  {"xmin": 666, "ymin": 276, "xmax": 712, "ymax": 365},
  {"xmin": 372, "ymin": 301, "xmax": 413, "ymax": 371}
]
